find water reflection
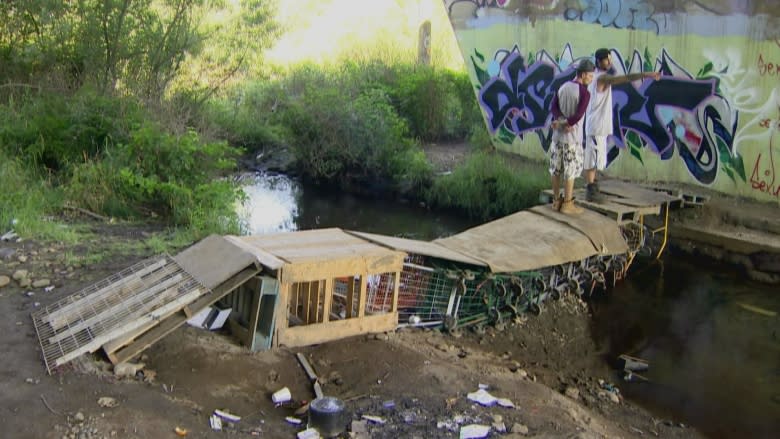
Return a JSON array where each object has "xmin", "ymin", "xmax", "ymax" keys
[
  {"xmin": 591, "ymin": 257, "xmax": 780, "ymax": 438},
  {"xmin": 239, "ymin": 172, "xmax": 476, "ymax": 239}
]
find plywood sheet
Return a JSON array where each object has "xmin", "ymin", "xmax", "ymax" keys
[
  {"xmin": 435, "ymin": 211, "xmax": 600, "ymax": 273},
  {"xmin": 347, "ymin": 231, "xmax": 487, "ymax": 267},
  {"xmin": 237, "ymin": 228, "xmax": 399, "ymax": 264},
  {"xmin": 224, "ymin": 235, "xmax": 284, "ymax": 270},
  {"xmin": 173, "ymin": 235, "xmax": 259, "ymax": 290},
  {"xmin": 599, "ymin": 179, "xmax": 680, "ymax": 205},
  {"xmin": 528, "ymin": 206, "xmax": 628, "ymax": 255}
]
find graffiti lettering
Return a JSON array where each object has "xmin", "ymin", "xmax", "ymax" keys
[
  {"xmin": 757, "ymin": 54, "xmax": 780, "ymax": 76},
  {"xmin": 750, "ymin": 151, "xmax": 780, "ymax": 197},
  {"xmin": 473, "ymin": 47, "xmax": 738, "ymax": 185},
  {"xmin": 563, "ymin": 0, "xmax": 660, "ymax": 34}
]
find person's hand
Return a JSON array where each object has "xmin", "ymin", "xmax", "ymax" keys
[
  {"xmin": 563, "ymin": 124, "xmax": 574, "ymax": 133},
  {"xmin": 647, "ymin": 72, "xmax": 661, "ymax": 80}
]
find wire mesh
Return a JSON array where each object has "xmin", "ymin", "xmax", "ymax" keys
[
  {"xmin": 31, "ymin": 255, "xmax": 209, "ymax": 374},
  {"xmin": 397, "ymin": 255, "xmax": 457, "ymax": 324}
]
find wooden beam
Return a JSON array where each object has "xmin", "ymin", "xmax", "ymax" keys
[
  {"xmin": 277, "ymin": 313, "xmax": 397, "ymax": 348},
  {"xmin": 391, "ymin": 272, "xmax": 400, "ymax": 312},
  {"xmin": 357, "ymin": 275, "xmax": 367, "ymax": 318},
  {"xmin": 322, "ymin": 278, "xmax": 333, "ymax": 323},
  {"xmin": 345, "ymin": 277, "xmax": 355, "ymax": 318}
]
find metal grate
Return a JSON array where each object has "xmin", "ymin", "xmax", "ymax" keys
[
  {"xmin": 32, "ymin": 255, "xmax": 208, "ymax": 374},
  {"xmin": 397, "ymin": 255, "xmax": 457, "ymax": 325}
]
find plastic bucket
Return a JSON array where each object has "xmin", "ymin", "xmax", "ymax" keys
[{"xmin": 308, "ymin": 396, "xmax": 346, "ymax": 438}]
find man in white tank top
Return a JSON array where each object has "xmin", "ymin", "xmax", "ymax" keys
[
  {"xmin": 548, "ymin": 59, "xmax": 595, "ymax": 215},
  {"xmin": 584, "ymin": 48, "xmax": 661, "ymax": 202}
]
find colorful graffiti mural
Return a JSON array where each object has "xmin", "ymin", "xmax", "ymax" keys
[{"xmin": 442, "ymin": 0, "xmax": 780, "ymax": 202}]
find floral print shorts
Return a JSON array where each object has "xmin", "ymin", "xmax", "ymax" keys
[{"xmin": 548, "ymin": 141, "xmax": 583, "ymax": 180}]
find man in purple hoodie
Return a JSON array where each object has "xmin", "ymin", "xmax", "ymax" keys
[{"xmin": 548, "ymin": 59, "xmax": 595, "ymax": 215}]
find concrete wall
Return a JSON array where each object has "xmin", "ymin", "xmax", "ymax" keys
[{"xmin": 442, "ymin": 0, "xmax": 780, "ymax": 203}]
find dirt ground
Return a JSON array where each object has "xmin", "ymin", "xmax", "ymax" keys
[{"xmin": 0, "ymin": 143, "xmax": 775, "ymax": 439}]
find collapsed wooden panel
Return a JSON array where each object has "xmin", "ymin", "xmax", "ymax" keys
[{"xmin": 31, "ymin": 255, "xmax": 207, "ymax": 374}]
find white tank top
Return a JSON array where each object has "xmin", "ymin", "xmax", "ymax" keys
[{"xmin": 586, "ymin": 70, "xmax": 612, "ymax": 136}]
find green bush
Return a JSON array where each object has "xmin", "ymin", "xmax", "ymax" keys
[{"xmin": 425, "ymin": 151, "xmax": 548, "ymax": 220}]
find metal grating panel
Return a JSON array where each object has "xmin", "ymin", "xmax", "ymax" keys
[
  {"xmin": 397, "ymin": 255, "xmax": 457, "ymax": 324},
  {"xmin": 32, "ymin": 255, "xmax": 209, "ymax": 374}
]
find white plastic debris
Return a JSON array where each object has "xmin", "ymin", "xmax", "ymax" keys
[
  {"xmin": 478, "ymin": 383, "xmax": 489, "ymax": 390},
  {"xmin": 297, "ymin": 428, "xmax": 321, "ymax": 439},
  {"xmin": 285, "ymin": 416, "xmax": 302, "ymax": 425},
  {"xmin": 271, "ymin": 387, "xmax": 292, "ymax": 404},
  {"xmin": 362, "ymin": 415, "xmax": 386, "ymax": 424},
  {"xmin": 214, "ymin": 409, "xmax": 241, "ymax": 422},
  {"xmin": 497, "ymin": 398, "xmax": 515, "ymax": 408},
  {"xmin": 97, "ymin": 397, "xmax": 118, "ymax": 408},
  {"xmin": 44, "ymin": 285, "xmax": 55, "ymax": 292},
  {"xmin": 209, "ymin": 415, "xmax": 222, "ymax": 431},
  {"xmin": 460, "ymin": 424, "xmax": 491, "ymax": 439},
  {"xmin": 467, "ymin": 388, "xmax": 497, "ymax": 406}
]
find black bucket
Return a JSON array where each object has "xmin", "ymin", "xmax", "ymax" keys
[{"xmin": 308, "ymin": 396, "xmax": 346, "ymax": 438}]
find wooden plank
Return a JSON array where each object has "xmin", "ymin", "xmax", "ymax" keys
[
  {"xmin": 358, "ymin": 275, "xmax": 368, "ymax": 318},
  {"xmin": 598, "ymin": 179, "xmax": 680, "ymax": 205},
  {"xmin": 277, "ymin": 313, "xmax": 397, "ymax": 348},
  {"xmin": 347, "ymin": 231, "xmax": 487, "ymax": 267},
  {"xmin": 109, "ymin": 266, "xmax": 259, "ymax": 365},
  {"xmin": 345, "ymin": 277, "xmax": 355, "ymax": 318},
  {"xmin": 528, "ymin": 206, "xmax": 629, "ymax": 255},
  {"xmin": 280, "ymin": 253, "xmax": 405, "ymax": 284},
  {"xmin": 322, "ymin": 278, "xmax": 333, "ymax": 323}
]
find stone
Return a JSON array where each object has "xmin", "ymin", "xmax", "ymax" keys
[
  {"xmin": 564, "ymin": 386, "xmax": 580, "ymax": 400},
  {"xmin": 18, "ymin": 278, "xmax": 31, "ymax": 288},
  {"xmin": 17, "ymin": 255, "xmax": 27, "ymax": 263},
  {"xmin": 114, "ymin": 362, "xmax": 145, "ymax": 378},
  {"xmin": 0, "ymin": 275, "xmax": 10, "ymax": 288},
  {"xmin": 0, "ymin": 248, "xmax": 16, "ymax": 260},
  {"xmin": 12, "ymin": 269, "xmax": 28, "ymax": 281},
  {"xmin": 74, "ymin": 412, "xmax": 85, "ymax": 423},
  {"xmin": 32, "ymin": 279, "xmax": 51, "ymax": 288},
  {"xmin": 511, "ymin": 423, "xmax": 529, "ymax": 435}
]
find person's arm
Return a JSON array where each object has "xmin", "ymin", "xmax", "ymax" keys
[
  {"xmin": 550, "ymin": 92, "xmax": 564, "ymax": 129},
  {"xmin": 597, "ymin": 71, "xmax": 661, "ymax": 91},
  {"xmin": 564, "ymin": 85, "xmax": 590, "ymax": 127}
]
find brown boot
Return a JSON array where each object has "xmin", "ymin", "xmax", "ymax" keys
[
  {"xmin": 551, "ymin": 195, "xmax": 563, "ymax": 211},
  {"xmin": 560, "ymin": 199, "xmax": 583, "ymax": 215}
]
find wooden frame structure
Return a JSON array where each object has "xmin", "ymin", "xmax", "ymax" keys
[{"xmin": 226, "ymin": 229, "xmax": 406, "ymax": 349}]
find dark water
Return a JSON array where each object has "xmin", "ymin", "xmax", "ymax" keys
[
  {"xmin": 240, "ymin": 172, "xmax": 780, "ymax": 438},
  {"xmin": 590, "ymin": 256, "xmax": 780, "ymax": 439}
]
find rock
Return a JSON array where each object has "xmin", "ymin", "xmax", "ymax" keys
[
  {"xmin": 511, "ymin": 423, "xmax": 529, "ymax": 435},
  {"xmin": 564, "ymin": 386, "xmax": 580, "ymax": 400},
  {"xmin": 0, "ymin": 248, "xmax": 16, "ymax": 260},
  {"xmin": 17, "ymin": 255, "xmax": 27, "ymax": 263},
  {"xmin": 18, "ymin": 278, "xmax": 31, "ymax": 288},
  {"xmin": 74, "ymin": 412, "xmax": 85, "ymax": 423},
  {"xmin": 12, "ymin": 269, "xmax": 28, "ymax": 281},
  {"xmin": 0, "ymin": 275, "xmax": 10, "ymax": 288},
  {"xmin": 32, "ymin": 279, "xmax": 51, "ymax": 288},
  {"xmin": 97, "ymin": 397, "xmax": 118, "ymax": 408},
  {"xmin": 114, "ymin": 362, "xmax": 145, "ymax": 378}
]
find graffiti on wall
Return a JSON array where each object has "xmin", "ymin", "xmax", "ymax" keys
[
  {"xmin": 563, "ymin": 0, "xmax": 661, "ymax": 33},
  {"xmin": 472, "ymin": 45, "xmax": 745, "ymax": 185}
]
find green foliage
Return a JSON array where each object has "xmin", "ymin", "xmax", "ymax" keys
[
  {"xmin": 66, "ymin": 122, "xmax": 245, "ymax": 236},
  {"xmin": 425, "ymin": 152, "xmax": 548, "ymax": 220}
]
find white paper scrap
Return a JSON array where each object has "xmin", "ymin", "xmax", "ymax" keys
[
  {"xmin": 460, "ymin": 424, "xmax": 490, "ymax": 439},
  {"xmin": 467, "ymin": 388, "xmax": 497, "ymax": 406}
]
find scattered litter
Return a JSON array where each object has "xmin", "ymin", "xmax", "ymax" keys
[
  {"xmin": 33, "ymin": 302, "xmax": 40, "ymax": 307},
  {"xmin": 174, "ymin": 426, "xmax": 188, "ymax": 437},
  {"xmin": 25, "ymin": 291, "xmax": 34, "ymax": 297},
  {"xmin": 97, "ymin": 397, "xmax": 119, "ymax": 408},
  {"xmin": 25, "ymin": 377, "xmax": 39, "ymax": 385},
  {"xmin": 496, "ymin": 398, "xmax": 514, "ymax": 408},
  {"xmin": 623, "ymin": 370, "xmax": 649, "ymax": 382},
  {"xmin": 460, "ymin": 424, "xmax": 490, "ymax": 439},
  {"xmin": 362, "ymin": 415, "xmax": 386, "ymax": 424},
  {"xmin": 1, "ymin": 230, "xmax": 18, "ymax": 242},
  {"xmin": 467, "ymin": 388, "xmax": 497, "ymax": 406},
  {"xmin": 272, "ymin": 387, "xmax": 292, "ymax": 404},
  {"xmin": 44, "ymin": 286, "xmax": 55, "ymax": 292},
  {"xmin": 214, "ymin": 409, "xmax": 241, "ymax": 422},
  {"xmin": 296, "ymin": 427, "xmax": 321, "ymax": 439},
  {"xmin": 618, "ymin": 354, "xmax": 649, "ymax": 372},
  {"xmin": 285, "ymin": 416, "xmax": 302, "ymax": 425},
  {"xmin": 382, "ymin": 400, "xmax": 396, "ymax": 409},
  {"xmin": 209, "ymin": 415, "xmax": 222, "ymax": 431},
  {"xmin": 478, "ymin": 383, "xmax": 489, "ymax": 390}
]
